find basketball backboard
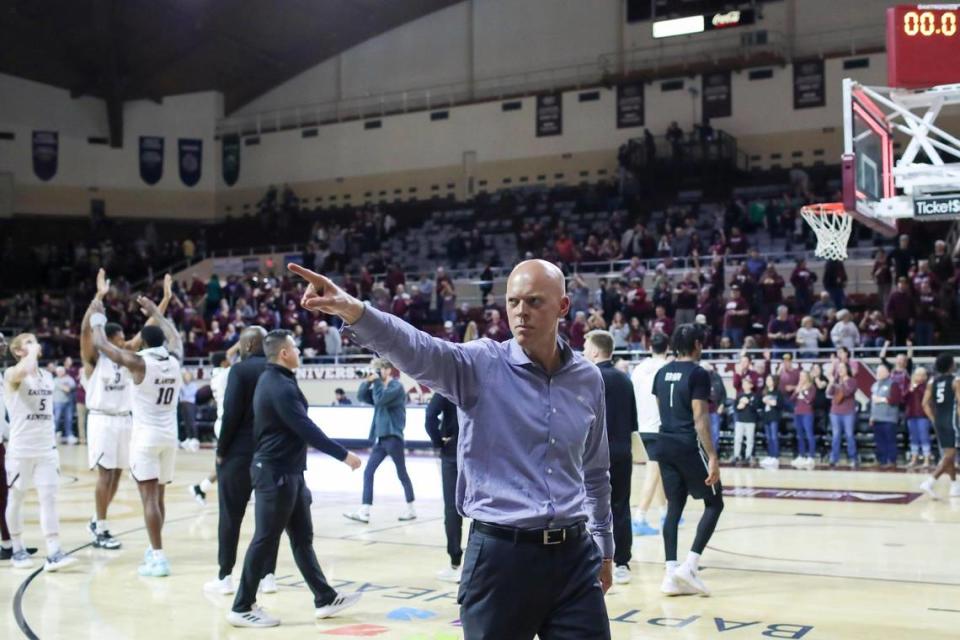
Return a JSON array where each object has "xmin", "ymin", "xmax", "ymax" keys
[{"xmin": 842, "ymin": 78, "xmax": 960, "ymax": 236}]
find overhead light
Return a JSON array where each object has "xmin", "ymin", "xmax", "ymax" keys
[{"xmin": 652, "ymin": 15, "xmax": 705, "ymax": 38}]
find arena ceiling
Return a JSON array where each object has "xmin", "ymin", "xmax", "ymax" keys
[{"xmin": 0, "ymin": 0, "xmax": 461, "ymax": 116}]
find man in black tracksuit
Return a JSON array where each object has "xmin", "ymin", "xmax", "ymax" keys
[
  {"xmin": 583, "ymin": 330, "xmax": 638, "ymax": 584},
  {"xmin": 210, "ymin": 327, "xmax": 272, "ymax": 591},
  {"xmin": 228, "ymin": 330, "xmax": 362, "ymax": 628},
  {"xmin": 425, "ymin": 391, "xmax": 462, "ymax": 580}
]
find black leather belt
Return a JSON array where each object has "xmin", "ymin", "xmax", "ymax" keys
[{"xmin": 472, "ymin": 521, "xmax": 586, "ymax": 545}]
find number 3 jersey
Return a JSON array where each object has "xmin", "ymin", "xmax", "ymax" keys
[
  {"xmin": 4, "ymin": 369, "xmax": 56, "ymax": 458},
  {"xmin": 132, "ymin": 346, "xmax": 182, "ymax": 447},
  {"xmin": 83, "ymin": 353, "xmax": 134, "ymax": 414}
]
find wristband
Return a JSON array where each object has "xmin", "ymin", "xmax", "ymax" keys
[{"xmin": 90, "ymin": 312, "xmax": 108, "ymax": 328}]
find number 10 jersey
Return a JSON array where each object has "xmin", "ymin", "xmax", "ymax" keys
[{"xmin": 132, "ymin": 347, "xmax": 182, "ymax": 447}]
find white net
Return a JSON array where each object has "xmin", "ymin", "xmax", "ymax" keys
[{"xmin": 801, "ymin": 204, "xmax": 853, "ymax": 260}]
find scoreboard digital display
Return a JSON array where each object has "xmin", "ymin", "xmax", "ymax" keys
[{"xmin": 887, "ymin": 4, "xmax": 960, "ymax": 87}]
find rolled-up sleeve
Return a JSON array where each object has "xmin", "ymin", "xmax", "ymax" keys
[
  {"xmin": 582, "ymin": 388, "xmax": 613, "ymax": 558},
  {"xmin": 344, "ymin": 305, "xmax": 490, "ymax": 408}
]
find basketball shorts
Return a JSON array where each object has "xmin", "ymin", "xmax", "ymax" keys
[
  {"xmin": 650, "ymin": 433, "xmax": 722, "ymax": 501},
  {"xmin": 5, "ymin": 450, "xmax": 60, "ymax": 491},
  {"xmin": 129, "ymin": 444, "xmax": 177, "ymax": 484},
  {"xmin": 934, "ymin": 419, "xmax": 958, "ymax": 449},
  {"xmin": 87, "ymin": 412, "xmax": 132, "ymax": 470}
]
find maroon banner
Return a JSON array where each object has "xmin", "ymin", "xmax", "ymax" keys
[{"xmin": 724, "ymin": 486, "xmax": 920, "ymax": 504}]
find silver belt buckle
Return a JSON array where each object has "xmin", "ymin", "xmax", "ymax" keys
[{"xmin": 543, "ymin": 528, "xmax": 565, "ymax": 545}]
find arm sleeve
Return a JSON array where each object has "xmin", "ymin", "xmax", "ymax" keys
[
  {"xmin": 274, "ymin": 387, "xmax": 348, "ymax": 461},
  {"xmin": 356, "ymin": 381, "xmax": 373, "ymax": 405},
  {"xmin": 215, "ymin": 367, "xmax": 243, "ymax": 458},
  {"xmin": 424, "ymin": 393, "xmax": 444, "ymax": 447},
  {"xmin": 690, "ymin": 367, "xmax": 711, "ymax": 401},
  {"xmin": 344, "ymin": 305, "xmax": 489, "ymax": 409},
  {"xmin": 582, "ymin": 384, "xmax": 613, "ymax": 558},
  {"xmin": 372, "ymin": 378, "xmax": 406, "ymax": 407}
]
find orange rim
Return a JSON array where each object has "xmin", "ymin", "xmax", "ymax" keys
[{"xmin": 800, "ymin": 202, "xmax": 847, "ymax": 216}]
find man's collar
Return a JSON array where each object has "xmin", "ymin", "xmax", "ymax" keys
[
  {"xmin": 506, "ymin": 338, "xmax": 574, "ymax": 372},
  {"xmin": 267, "ymin": 362, "xmax": 295, "ymax": 378},
  {"xmin": 596, "ymin": 359, "xmax": 614, "ymax": 368}
]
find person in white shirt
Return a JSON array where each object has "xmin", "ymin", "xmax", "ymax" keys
[
  {"xmin": 3, "ymin": 332, "xmax": 77, "ymax": 572},
  {"xmin": 829, "ymin": 309, "xmax": 860, "ymax": 353},
  {"xmin": 795, "ymin": 316, "xmax": 825, "ymax": 359},
  {"xmin": 189, "ymin": 346, "xmax": 239, "ymax": 506},
  {"xmin": 90, "ymin": 294, "xmax": 182, "ymax": 578},
  {"xmin": 80, "ymin": 269, "xmax": 172, "ymax": 549},
  {"xmin": 629, "ymin": 332, "xmax": 671, "ymax": 536}
]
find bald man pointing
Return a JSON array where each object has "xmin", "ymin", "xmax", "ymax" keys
[{"xmin": 289, "ymin": 260, "xmax": 613, "ymax": 640}]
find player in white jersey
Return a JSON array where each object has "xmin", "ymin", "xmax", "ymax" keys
[
  {"xmin": 2, "ymin": 333, "xmax": 77, "ymax": 572},
  {"xmin": 629, "ymin": 332, "xmax": 671, "ymax": 536},
  {"xmin": 80, "ymin": 269, "xmax": 172, "ymax": 549},
  {"xmin": 189, "ymin": 347, "xmax": 237, "ymax": 506},
  {"xmin": 91, "ymin": 294, "xmax": 182, "ymax": 578}
]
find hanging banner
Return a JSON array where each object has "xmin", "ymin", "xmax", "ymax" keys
[
  {"xmin": 702, "ymin": 70, "xmax": 732, "ymax": 119},
  {"xmin": 32, "ymin": 131, "xmax": 58, "ymax": 181},
  {"xmin": 178, "ymin": 138, "xmax": 203, "ymax": 187},
  {"xmin": 536, "ymin": 93, "xmax": 563, "ymax": 137},
  {"xmin": 139, "ymin": 136, "xmax": 164, "ymax": 185},
  {"xmin": 616, "ymin": 81, "xmax": 645, "ymax": 128},
  {"xmin": 793, "ymin": 59, "xmax": 825, "ymax": 109},
  {"xmin": 222, "ymin": 134, "xmax": 240, "ymax": 186}
]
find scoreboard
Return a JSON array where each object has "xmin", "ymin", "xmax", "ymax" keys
[{"xmin": 887, "ymin": 4, "xmax": 960, "ymax": 87}]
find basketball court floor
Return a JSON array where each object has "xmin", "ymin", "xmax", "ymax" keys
[{"xmin": 2, "ymin": 446, "xmax": 959, "ymax": 639}]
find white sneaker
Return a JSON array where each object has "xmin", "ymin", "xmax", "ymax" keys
[
  {"xmin": 343, "ymin": 509, "xmax": 369, "ymax": 524},
  {"xmin": 660, "ymin": 569, "xmax": 695, "ymax": 596},
  {"xmin": 204, "ymin": 575, "xmax": 235, "ymax": 595},
  {"xmin": 11, "ymin": 550, "xmax": 34, "ymax": 569},
  {"xmin": 920, "ymin": 477, "xmax": 938, "ymax": 499},
  {"xmin": 398, "ymin": 505, "xmax": 417, "ymax": 522},
  {"xmin": 674, "ymin": 563, "xmax": 710, "ymax": 596},
  {"xmin": 436, "ymin": 565, "xmax": 462, "ymax": 583},
  {"xmin": 804, "ymin": 457, "xmax": 817, "ymax": 469},
  {"xmin": 227, "ymin": 605, "xmax": 280, "ymax": 628},
  {"xmin": 613, "ymin": 564, "xmax": 631, "ymax": 584},
  {"xmin": 44, "ymin": 550, "xmax": 77, "ymax": 572},
  {"xmin": 790, "ymin": 457, "xmax": 802, "ymax": 468},
  {"xmin": 315, "ymin": 591, "xmax": 362, "ymax": 618},
  {"xmin": 259, "ymin": 573, "xmax": 278, "ymax": 594},
  {"xmin": 66, "ymin": 436, "xmax": 79, "ymax": 445},
  {"xmin": 950, "ymin": 482, "xmax": 960, "ymax": 498},
  {"xmin": 759, "ymin": 457, "xmax": 778, "ymax": 469}
]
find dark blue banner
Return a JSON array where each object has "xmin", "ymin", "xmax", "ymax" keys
[
  {"xmin": 222, "ymin": 135, "xmax": 240, "ymax": 186},
  {"xmin": 32, "ymin": 131, "xmax": 58, "ymax": 181},
  {"xmin": 139, "ymin": 136, "xmax": 164, "ymax": 185},
  {"xmin": 178, "ymin": 138, "xmax": 202, "ymax": 187},
  {"xmin": 536, "ymin": 93, "xmax": 563, "ymax": 137}
]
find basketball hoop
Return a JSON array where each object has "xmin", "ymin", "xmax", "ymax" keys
[{"xmin": 801, "ymin": 203, "xmax": 853, "ymax": 261}]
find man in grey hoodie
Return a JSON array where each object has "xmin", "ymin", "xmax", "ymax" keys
[{"xmin": 870, "ymin": 364, "xmax": 902, "ymax": 468}]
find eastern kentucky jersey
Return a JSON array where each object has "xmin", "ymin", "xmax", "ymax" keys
[
  {"xmin": 631, "ymin": 356, "xmax": 670, "ymax": 433},
  {"xmin": 652, "ymin": 360, "xmax": 711, "ymax": 443},
  {"xmin": 932, "ymin": 374, "xmax": 957, "ymax": 432},
  {"xmin": 83, "ymin": 353, "xmax": 133, "ymax": 414},
  {"xmin": 132, "ymin": 347, "xmax": 182, "ymax": 447},
  {"xmin": 4, "ymin": 369, "xmax": 56, "ymax": 457}
]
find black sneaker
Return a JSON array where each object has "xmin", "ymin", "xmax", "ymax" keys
[
  {"xmin": 190, "ymin": 484, "xmax": 207, "ymax": 506},
  {"xmin": 1, "ymin": 546, "xmax": 38, "ymax": 560},
  {"xmin": 94, "ymin": 531, "xmax": 122, "ymax": 550},
  {"xmin": 88, "ymin": 518, "xmax": 98, "ymax": 541}
]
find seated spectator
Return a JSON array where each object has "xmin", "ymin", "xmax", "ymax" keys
[{"xmin": 809, "ymin": 291, "xmax": 836, "ymax": 327}]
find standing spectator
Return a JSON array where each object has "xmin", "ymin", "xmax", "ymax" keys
[
  {"xmin": 673, "ymin": 272, "xmax": 699, "ymax": 325},
  {"xmin": 928, "ymin": 240, "xmax": 955, "ymax": 305},
  {"xmin": 872, "ymin": 249, "xmax": 893, "ymax": 307},
  {"xmin": 568, "ymin": 274, "xmax": 591, "ymax": 319},
  {"xmin": 869, "ymin": 364, "xmax": 902, "ymax": 469},
  {"xmin": 767, "ymin": 306, "xmax": 797, "ymax": 359},
  {"xmin": 439, "ymin": 280, "xmax": 457, "ymax": 324},
  {"xmin": 345, "ymin": 359, "xmax": 416, "ymax": 523},
  {"xmin": 822, "ymin": 259, "xmax": 848, "ymax": 310},
  {"xmin": 648, "ymin": 305, "xmax": 674, "ymax": 338},
  {"xmin": 809, "ymin": 291, "xmax": 836, "ymax": 327},
  {"xmin": 758, "ymin": 265, "xmax": 785, "ymax": 322},
  {"xmin": 52, "ymin": 365, "xmax": 77, "ymax": 445},
  {"xmin": 568, "ymin": 311, "xmax": 588, "ymax": 351},
  {"xmin": 179, "ymin": 370, "xmax": 199, "ymax": 451},
  {"xmin": 859, "ymin": 310, "xmax": 888, "ymax": 349},
  {"xmin": 182, "ymin": 237, "xmax": 196, "ymax": 264},
  {"xmin": 584, "ymin": 331, "xmax": 638, "ymax": 585},
  {"xmin": 721, "ymin": 285, "xmax": 749, "ymax": 348},
  {"xmin": 790, "ymin": 258, "xmax": 817, "ymax": 314},
  {"xmin": 827, "ymin": 361, "xmax": 859, "ymax": 468},
  {"xmin": 913, "ymin": 281, "xmax": 940, "ymax": 346},
  {"xmin": 888, "ymin": 234, "xmax": 916, "ymax": 280},
  {"xmin": 885, "ymin": 278, "xmax": 915, "ymax": 346},
  {"xmin": 627, "ymin": 317, "xmax": 645, "ymax": 351},
  {"xmin": 702, "ymin": 362, "xmax": 727, "ymax": 451},
  {"xmin": 904, "ymin": 368, "xmax": 932, "ymax": 468},
  {"xmin": 609, "ymin": 312, "xmax": 629, "ymax": 349},
  {"xmin": 777, "ymin": 352, "xmax": 800, "ymax": 419},
  {"xmin": 731, "ymin": 377, "xmax": 760, "ymax": 465},
  {"xmin": 791, "ymin": 371, "xmax": 817, "ymax": 468},
  {"xmin": 206, "ymin": 274, "xmax": 223, "ymax": 320},
  {"xmin": 760, "ymin": 375, "xmax": 783, "ymax": 469},
  {"xmin": 829, "ymin": 310, "xmax": 860, "ymax": 352},
  {"xmin": 795, "ymin": 316, "xmax": 824, "ymax": 359}
]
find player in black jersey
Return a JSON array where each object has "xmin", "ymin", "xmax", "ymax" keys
[
  {"xmin": 651, "ymin": 324, "xmax": 723, "ymax": 596},
  {"xmin": 920, "ymin": 353, "xmax": 960, "ymax": 499}
]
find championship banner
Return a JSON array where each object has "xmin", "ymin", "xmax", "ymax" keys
[
  {"xmin": 793, "ymin": 59, "xmax": 825, "ymax": 109},
  {"xmin": 222, "ymin": 134, "xmax": 240, "ymax": 186},
  {"xmin": 536, "ymin": 93, "xmax": 563, "ymax": 137},
  {"xmin": 178, "ymin": 138, "xmax": 203, "ymax": 187},
  {"xmin": 139, "ymin": 136, "xmax": 164, "ymax": 185},
  {"xmin": 32, "ymin": 131, "xmax": 58, "ymax": 181},
  {"xmin": 702, "ymin": 70, "xmax": 732, "ymax": 119},
  {"xmin": 616, "ymin": 81, "xmax": 645, "ymax": 128}
]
